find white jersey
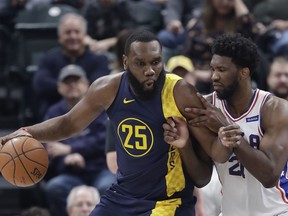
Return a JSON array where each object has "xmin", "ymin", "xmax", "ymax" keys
[{"xmin": 212, "ymin": 89, "xmax": 288, "ymax": 216}]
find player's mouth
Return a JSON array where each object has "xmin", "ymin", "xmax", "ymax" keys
[
  {"xmin": 145, "ymin": 79, "xmax": 155, "ymax": 88},
  {"xmin": 213, "ymin": 83, "xmax": 223, "ymax": 91}
]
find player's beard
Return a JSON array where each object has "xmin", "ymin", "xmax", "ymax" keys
[
  {"xmin": 127, "ymin": 67, "xmax": 165, "ymax": 100},
  {"xmin": 216, "ymin": 78, "xmax": 239, "ymax": 100}
]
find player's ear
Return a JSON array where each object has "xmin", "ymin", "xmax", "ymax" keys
[
  {"xmin": 240, "ymin": 67, "xmax": 250, "ymax": 80},
  {"xmin": 123, "ymin": 55, "xmax": 128, "ymax": 70}
]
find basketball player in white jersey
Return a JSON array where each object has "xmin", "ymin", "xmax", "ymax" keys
[{"xmin": 163, "ymin": 34, "xmax": 288, "ymax": 216}]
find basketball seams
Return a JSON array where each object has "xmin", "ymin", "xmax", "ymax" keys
[
  {"xmin": 0, "ymin": 148, "xmax": 46, "ymax": 168},
  {"xmin": 0, "ymin": 152, "xmax": 14, "ymax": 171},
  {"xmin": 11, "ymin": 137, "xmax": 36, "ymax": 185},
  {"xmin": 22, "ymin": 138, "xmax": 48, "ymax": 169},
  {"xmin": 24, "ymin": 149, "xmax": 49, "ymax": 169},
  {"xmin": 0, "ymin": 137, "xmax": 48, "ymax": 187}
]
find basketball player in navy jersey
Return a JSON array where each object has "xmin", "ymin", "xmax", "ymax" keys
[
  {"xmin": 164, "ymin": 34, "xmax": 288, "ymax": 216},
  {"xmin": 0, "ymin": 30, "xmax": 231, "ymax": 216}
]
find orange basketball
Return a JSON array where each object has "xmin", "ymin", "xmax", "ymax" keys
[{"xmin": 0, "ymin": 136, "xmax": 49, "ymax": 187}]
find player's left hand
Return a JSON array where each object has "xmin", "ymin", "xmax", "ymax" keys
[
  {"xmin": 185, "ymin": 93, "xmax": 230, "ymax": 133},
  {"xmin": 163, "ymin": 116, "xmax": 189, "ymax": 149}
]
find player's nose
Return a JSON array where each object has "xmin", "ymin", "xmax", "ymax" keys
[{"xmin": 144, "ymin": 66, "xmax": 155, "ymax": 76}]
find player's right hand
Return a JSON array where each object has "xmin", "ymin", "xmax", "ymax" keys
[
  {"xmin": 185, "ymin": 93, "xmax": 230, "ymax": 133},
  {"xmin": 0, "ymin": 129, "xmax": 32, "ymax": 147},
  {"xmin": 163, "ymin": 116, "xmax": 189, "ymax": 149}
]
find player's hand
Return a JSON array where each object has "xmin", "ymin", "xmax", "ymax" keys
[
  {"xmin": 64, "ymin": 153, "xmax": 85, "ymax": 168},
  {"xmin": 163, "ymin": 116, "xmax": 189, "ymax": 149},
  {"xmin": 185, "ymin": 93, "xmax": 230, "ymax": 133},
  {"xmin": 0, "ymin": 129, "xmax": 32, "ymax": 146},
  {"xmin": 218, "ymin": 125, "xmax": 244, "ymax": 148}
]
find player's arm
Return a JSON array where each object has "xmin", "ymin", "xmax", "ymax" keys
[
  {"xmin": 174, "ymin": 80, "xmax": 233, "ymax": 163},
  {"xmin": 232, "ymin": 96, "xmax": 288, "ymax": 187},
  {"xmin": 163, "ymin": 116, "xmax": 212, "ymax": 187},
  {"xmin": 0, "ymin": 73, "xmax": 122, "ymax": 145}
]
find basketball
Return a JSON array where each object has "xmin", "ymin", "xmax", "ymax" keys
[{"xmin": 0, "ymin": 136, "xmax": 49, "ymax": 187}]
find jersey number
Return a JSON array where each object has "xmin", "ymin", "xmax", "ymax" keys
[
  {"xmin": 122, "ymin": 124, "xmax": 148, "ymax": 150},
  {"xmin": 228, "ymin": 134, "xmax": 260, "ymax": 178}
]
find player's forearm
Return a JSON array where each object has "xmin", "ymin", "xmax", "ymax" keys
[
  {"xmin": 27, "ymin": 115, "xmax": 78, "ymax": 142},
  {"xmin": 210, "ymin": 138, "xmax": 233, "ymax": 163},
  {"xmin": 233, "ymin": 140, "xmax": 279, "ymax": 188},
  {"xmin": 179, "ymin": 141, "xmax": 212, "ymax": 187}
]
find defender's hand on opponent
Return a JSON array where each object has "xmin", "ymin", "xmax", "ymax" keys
[
  {"xmin": 163, "ymin": 116, "xmax": 189, "ymax": 149},
  {"xmin": 183, "ymin": 92, "xmax": 243, "ymax": 148},
  {"xmin": 185, "ymin": 93, "xmax": 230, "ymax": 133}
]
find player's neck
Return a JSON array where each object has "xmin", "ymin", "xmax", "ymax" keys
[{"xmin": 225, "ymin": 87, "xmax": 255, "ymax": 118}]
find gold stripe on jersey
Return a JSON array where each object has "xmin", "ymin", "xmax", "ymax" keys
[
  {"xmin": 162, "ymin": 73, "xmax": 186, "ymax": 197},
  {"xmin": 151, "ymin": 198, "xmax": 181, "ymax": 216}
]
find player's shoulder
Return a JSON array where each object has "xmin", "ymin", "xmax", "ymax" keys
[
  {"xmin": 174, "ymin": 78, "xmax": 198, "ymax": 95},
  {"xmin": 90, "ymin": 72, "xmax": 123, "ymax": 90},
  {"xmin": 262, "ymin": 95, "xmax": 288, "ymax": 118},
  {"xmin": 264, "ymin": 94, "xmax": 288, "ymax": 109},
  {"xmin": 85, "ymin": 72, "xmax": 124, "ymax": 109},
  {"xmin": 173, "ymin": 79, "xmax": 204, "ymax": 109}
]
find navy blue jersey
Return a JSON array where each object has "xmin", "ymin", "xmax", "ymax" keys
[{"xmin": 91, "ymin": 71, "xmax": 196, "ymax": 216}]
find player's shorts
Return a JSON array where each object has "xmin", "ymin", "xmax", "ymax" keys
[{"xmin": 89, "ymin": 188, "xmax": 195, "ymax": 216}]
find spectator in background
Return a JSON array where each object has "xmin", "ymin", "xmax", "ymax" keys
[
  {"xmin": 253, "ymin": 0, "xmax": 288, "ymax": 58},
  {"xmin": 32, "ymin": 13, "xmax": 110, "ymax": 120},
  {"xmin": 66, "ymin": 185, "xmax": 100, "ymax": 216},
  {"xmin": 166, "ymin": 55, "xmax": 194, "ymax": 78},
  {"xmin": 82, "ymin": 0, "xmax": 136, "ymax": 54},
  {"xmin": 267, "ymin": 56, "xmax": 288, "ymax": 100},
  {"xmin": 166, "ymin": 55, "xmax": 196, "ymax": 85},
  {"xmin": 157, "ymin": 0, "xmax": 202, "ymax": 62},
  {"xmin": 182, "ymin": 0, "xmax": 259, "ymax": 95},
  {"xmin": 43, "ymin": 65, "xmax": 115, "ymax": 216},
  {"xmin": 21, "ymin": 206, "xmax": 51, "ymax": 216},
  {"xmin": 0, "ymin": 0, "xmax": 27, "ymax": 75}
]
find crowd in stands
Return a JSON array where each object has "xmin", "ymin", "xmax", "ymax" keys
[{"xmin": 0, "ymin": 0, "xmax": 288, "ymax": 215}]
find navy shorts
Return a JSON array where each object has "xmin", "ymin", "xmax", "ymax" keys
[{"xmin": 89, "ymin": 189, "xmax": 195, "ymax": 216}]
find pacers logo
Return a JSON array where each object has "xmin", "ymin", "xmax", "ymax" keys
[{"xmin": 117, "ymin": 118, "xmax": 154, "ymax": 157}]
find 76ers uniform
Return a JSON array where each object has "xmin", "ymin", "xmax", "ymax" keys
[
  {"xmin": 90, "ymin": 72, "xmax": 196, "ymax": 216},
  {"xmin": 212, "ymin": 89, "xmax": 288, "ymax": 216}
]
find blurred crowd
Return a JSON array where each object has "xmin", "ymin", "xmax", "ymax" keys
[{"xmin": 0, "ymin": 0, "xmax": 288, "ymax": 215}]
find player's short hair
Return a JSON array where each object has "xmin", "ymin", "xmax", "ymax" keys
[
  {"xmin": 212, "ymin": 34, "xmax": 259, "ymax": 76},
  {"xmin": 124, "ymin": 30, "xmax": 161, "ymax": 56}
]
